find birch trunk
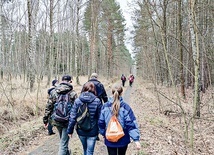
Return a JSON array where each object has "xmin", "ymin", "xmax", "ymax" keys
[
  {"xmin": 75, "ymin": 0, "xmax": 81, "ymax": 85},
  {"xmin": 0, "ymin": 1, "xmax": 2, "ymax": 79},
  {"xmin": 189, "ymin": 0, "xmax": 200, "ymax": 150},
  {"xmin": 27, "ymin": 0, "xmax": 35, "ymax": 92}
]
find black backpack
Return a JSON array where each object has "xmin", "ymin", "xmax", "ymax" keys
[
  {"xmin": 52, "ymin": 92, "xmax": 72, "ymax": 123},
  {"xmin": 76, "ymin": 103, "xmax": 92, "ymax": 131}
]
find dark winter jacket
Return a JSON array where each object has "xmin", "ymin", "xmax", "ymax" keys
[
  {"xmin": 43, "ymin": 82, "xmax": 77, "ymax": 128},
  {"xmin": 67, "ymin": 92, "xmax": 102, "ymax": 137},
  {"xmin": 121, "ymin": 75, "xmax": 126, "ymax": 81},
  {"xmin": 47, "ymin": 87, "xmax": 55, "ymax": 95},
  {"xmin": 98, "ymin": 97, "xmax": 140, "ymax": 147},
  {"xmin": 87, "ymin": 78, "xmax": 108, "ymax": 103}
]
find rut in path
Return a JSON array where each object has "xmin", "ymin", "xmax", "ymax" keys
[{"xmin": 28, "ymin": 82, "xmax": 135, "ymax": 155}]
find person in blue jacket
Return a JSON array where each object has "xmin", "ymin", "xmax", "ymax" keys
[
  {"xmin": 67, "ymin": 82, "xmax": 102, "ymax": 155},
  {"xmin": 98, "ymin": 83, "xmax": 141, "ymax": 155}
]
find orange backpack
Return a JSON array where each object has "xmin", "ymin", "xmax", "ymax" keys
[{"xmin": 105, "ymin": 115, "xmax": 125, "ymax": 142}]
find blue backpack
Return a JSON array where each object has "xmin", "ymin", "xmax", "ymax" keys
[{"xmin": 52, "ymin": 92, "xmax": 72, "ymax": 123}]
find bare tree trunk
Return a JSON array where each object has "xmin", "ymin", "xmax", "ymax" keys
[
  {"xmin": 89, "ymin": 0, "xmax": 99, "ymax": 75},
  {"xmin": 27, "ymin": 0, "xmax": 35, "ymax": 92},
  {"xmin": 0, "ymin": 1, "xmax": 3, "ymax": 79},
  {"xmin": 189, "ymin": 0, "xmax": 200, "ymax": 151},
  {"xmin": 178, "ymin": 0, "xmax": 185, "ymax": 98},
  {"xmin": 189, "ymin": 0, "xmax": 200, "ymax": 118},
  {"xmin": 46, "ymin": 0, "xmax": 54, "ymax": 86},
  {"xmin": 75, "ymin": 0, "xmax": 81, "ymax": 85},
  {"xmin": 107, "ymin": 19, "xmax": 113, "ymax": 78},
  {"xmin": 163, "ymin": 0, "xmax": 169, "ymax": 84}
]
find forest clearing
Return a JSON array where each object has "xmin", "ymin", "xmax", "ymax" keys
[{"xmin": 0, "ymin": 76, "xmax": 213, "ymax": 155}]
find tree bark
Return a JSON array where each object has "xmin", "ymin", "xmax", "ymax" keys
[
  {"xmin": 178, "ymin": 0, "xmax": 185, "ymax": 98},
  {"xmin": 27, "ymin": 0, "xmax": 35, "ymax": 92},
  {"xmin": 189, "ymin": 0, "xmax": 201, "ymax": 150}
]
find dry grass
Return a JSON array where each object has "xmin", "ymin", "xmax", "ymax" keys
[
  {"xmin": 132, "ymin": 79, "xmax": 214, "ymax": 155},
  {"xmin": 0, "ymin": 75, "xmax": 112, "ymax": 154}
]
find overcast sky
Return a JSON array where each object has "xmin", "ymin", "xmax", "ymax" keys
[
  {"xmin": 116, "ymin": 0, "xmax": 133, "ymax": 27},
  {"xmin": 116, "ymin": 0, "xmax": 134, "ymax": 57}
]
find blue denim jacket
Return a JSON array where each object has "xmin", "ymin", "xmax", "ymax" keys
[{"xmin": 98, "ymin": 97, "xmax": 140, "ymax": 147}]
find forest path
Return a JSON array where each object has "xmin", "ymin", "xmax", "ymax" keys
[
  {"xmin": 8, "ymin": 78, "xmax": 214, "ymax": 155},
  {"xmin": 27, "ymin": 80, "xmax": 139, "ymax": 155}
]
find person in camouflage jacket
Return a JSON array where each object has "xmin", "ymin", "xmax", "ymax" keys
[{"xmin": 43, "ymin": 75, "xmax": 77, "ymax": 155}]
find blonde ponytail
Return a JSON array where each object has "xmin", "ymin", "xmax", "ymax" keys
[{"xmin": 111, "ymin": 84, "xmax": 123, "ymax": 117}]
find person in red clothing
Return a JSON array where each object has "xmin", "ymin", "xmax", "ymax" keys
[{"xmin": 129, "ymin": 74, "xmax": 135, "ymax": 87}]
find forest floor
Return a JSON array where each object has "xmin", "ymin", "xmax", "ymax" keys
[{"xmin": 0, "ymin": 77, "xmax": 214, "ymax": 155}]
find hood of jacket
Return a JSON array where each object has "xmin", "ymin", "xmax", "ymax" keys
[
  {"xmin": 79, "ymin": 92, "xmax": 96, "ymax": 103},
  {"xmin": 55, "ymin": 82, "xmax": 73, "ymax": 94}
]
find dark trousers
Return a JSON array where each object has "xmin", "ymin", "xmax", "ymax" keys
[
  {"xmin": 122, "ymin": 81, "xmax": 125, "ymax": 87},
  {"xmin": 47, "ymin": 122, "xmax": 54, "ymax": 134},
  {"xmin": 107, "ymin": 145, "xmax": 128, "ymax": 155}
]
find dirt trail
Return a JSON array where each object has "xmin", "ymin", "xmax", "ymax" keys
[
  {"xmin": 4, "ymin": 77, "xmax": 213, "ymax": 155},
  {"xmin": 26, "ymin": 80, "xmax": 138, "ymax": 155},
  {"xmin": 2, "ymin": 75, "xmax": 213, "ymax": 155}
]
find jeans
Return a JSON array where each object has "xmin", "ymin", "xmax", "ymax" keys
[
  {"xmin": 48, "ymin": 123, "xmax": 54, "ymax": 134},
  {"xmin": 78, "ymin": 135, "xmax": 97, "ymax": 155},
  {"xmin": 56, "ymin": 126, "xmax": 70, "ymax": 155}
]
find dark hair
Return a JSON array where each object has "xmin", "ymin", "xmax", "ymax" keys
[
  {"xmin": 111, "ymin": 84, "xmax": 123, "ymax": 117},
  {"xmin": 52, "ymin": 79, "xmax": 58, "ymax": 86},
  {"xmin": 81, "ymin": 82, "xmax": 97, "ymax": 95},
  {"xmin": 62, "ymin": 75, "xmax": 72, "ymax": 81}
]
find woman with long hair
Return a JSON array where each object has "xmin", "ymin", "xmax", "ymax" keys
[
  {"xmin": 67, "ymin": 82, "xmax": 102, "ymax": 155},
  {"xmin": 98, "ymin": 83, "xmax": 141, "ymax": 155}
]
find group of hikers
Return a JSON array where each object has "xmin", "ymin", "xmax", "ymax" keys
[
  {"xmin": 43, "ymin": 73, "xmax": 140, "ymax": 155},
  {"xmin": 120, "ymin": 74, "xmax": 135, "ymax": 87}
]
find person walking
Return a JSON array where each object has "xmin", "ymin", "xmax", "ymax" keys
[
  {"xmin": 98, "ymin": 84, "xmax": 141, "ymax": 155},
  {"xmin": 85, "ymin": 73, "xmax": 108, "ymax": 141},
  {"xmin": 67, "ymin": 82, "xmax": 102, "ymax": 155},
  {"xmin": 46, "ymin": 79, "xmax": 59, "ymax": 135},
  {"xmin": 121, "ymin": 74, "xmax": 126, "ymax": 87},
  {"xmin": 85, "ymin": 73, "xmax": 108, "ymax": 103},
  {"xmin": 43, "ymin": 75, "xmax": 77, "ymax": 155},
  {"xmin": 129, "ymin": 74, "xmax": 135, "ymax": 87}
]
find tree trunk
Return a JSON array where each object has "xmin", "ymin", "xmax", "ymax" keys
[
  {"xmin": 107, "ymin": 18, "xmax": 113, "ymax": 78},
  {"xmin": 46, "ymin": 0, "xmax": 54, "ymax": 86},
  {"xmin": 189, "ymin": 0, "xmax": 200, "ymax": 118},
  {"xmin": 0, "ymin": 1, "xmax": 3, "ymax": 79},
  {"xmin": 27, "ymin": 0, "xmax": 35, "ymax": 92},
  {"xmin": 75, "ymin": 0, "xmax": 81, "ymax": 85},
  {"xmin": 163, "ymin": 0, "xmax": 169, "ymax": 84},
  {"xmin": 178, "ymin": 0, "xmax": 185, "ymax": 98},
  {"xmin": 89, "ymin": 0, "xmax": 99, "ymax": 75},
  {"xmin": 189, "ymin": 0, "xmax": 200, "ymax": 150}
]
